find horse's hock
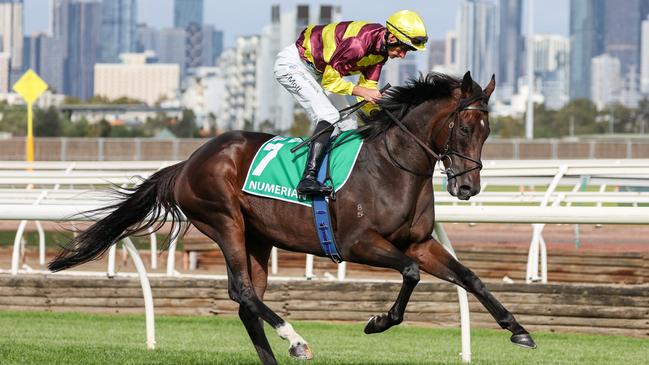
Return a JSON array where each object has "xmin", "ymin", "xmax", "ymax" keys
[{"xmin": 1, "ymin": 274, "xmax": 647, "ymax": 338}]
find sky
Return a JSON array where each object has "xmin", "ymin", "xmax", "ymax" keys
[{"xmin": 23, "ymin": 0, "xmax": 569, "ymax": 48}]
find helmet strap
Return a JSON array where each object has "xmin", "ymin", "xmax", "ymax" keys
[
  {"xmin": 384, "ymin": 32, "xmax": 415, "ymax": 52},
  {"xmin": 381, "ymin": 32, "xmax": 390, "ymax": 54}
]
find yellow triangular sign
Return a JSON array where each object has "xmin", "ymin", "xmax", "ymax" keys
[{"xmin": 12, "ymin": 69, "xmax": 48, "ymax": 104}]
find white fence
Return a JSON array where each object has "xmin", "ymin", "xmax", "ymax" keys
[{"xmin": 2, "ymin": 159, "xmax": 649, "ymax": 363}]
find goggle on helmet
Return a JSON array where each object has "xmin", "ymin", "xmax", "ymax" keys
[{"xmin": 385, "ymin": 10, "xmax": 428, "ymax": 51}]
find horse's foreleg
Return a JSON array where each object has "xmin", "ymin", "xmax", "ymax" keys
[
  {"xmin": 406, "ymin": 238, "xmax": 536, "ymax": 349},
  {"xmin": 346, "ymin": 232, "xmax": 420, "ymax": 334}
]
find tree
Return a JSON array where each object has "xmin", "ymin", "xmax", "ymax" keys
[
  {"xmin": 64, "ymin": 95, "xmax": 144, "ymax": 105},
  {"xmin": 636, "ymin": 98, "xmax": 649, "ymax": 134},
  {"xmin": 199, "ymin": 112, "xmax": 219, "ymax": 136},
  {"xmin": 531, "ymin": 103, "xmax": 558, "ymax": 138},
  {"xmin": 0, "ymin": 104, "xmax": 27, "ymax": 135},
  {"xmin": 87, "ymin": 119, "xmax": 112, "ymax": 137},
  {"xmin": 555, "ymin": 99, "xmax": 600, "ymax": 136},
  {"xmin": 171, "ymin": 109, "xmax": 198, "ymax": 137},
  {"xmin": 289, "ymin": 112, "xmax": 311, "ymax": 137},
  {"xmin": 243, "ymin": 118, "xmax": 254, "ymax": 132},
  {"xmin": 108, "ymin": 124, "xmax": 145, "ymax": 137},
  {"xmin": 258, "ymin": 119, "xmax": 277, "ymax": 134},
  {"xmin": 34, "ymin": 106, "xmax": 62, "ymax": 137},
  {"xmin": 63, "ymin": 118, "xmax": 90, "ymax": 137},
  {"xmin": 491, "ymin": 115, "xmax": 523, "ymax": 138},
  {"xmin": 601, "ymin": 104, "xmax": 634, "ymax": 134}
]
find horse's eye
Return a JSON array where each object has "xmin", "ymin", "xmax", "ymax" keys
[{"xmin": 460, "ymin": 126, "xmax": 470, "ymax": 135}]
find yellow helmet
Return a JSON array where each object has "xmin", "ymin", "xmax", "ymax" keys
[{"xmin": 386, "ymin": 10, "xmax": 428, "ymax": 51}]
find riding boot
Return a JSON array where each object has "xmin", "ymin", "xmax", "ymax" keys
[{"xmin": 297, "ymin": 120, "xmax": 334, "ymax": 197}]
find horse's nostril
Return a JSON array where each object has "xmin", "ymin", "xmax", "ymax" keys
[{"xmin": 459, "ymin": 185, "xmax": 472, "ymax": 195}]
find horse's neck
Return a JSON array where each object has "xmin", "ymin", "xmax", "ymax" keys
[
  {"xmin": 359, "ymin": 99, "xmax": 456, "ymax": 199},
  {"xmin": 374, "ymin": 101, "xmax": 448, "ymax": 176},
  {"xmin": 361, "ymin": 125, "xmax": 433, "ymax": 196}
]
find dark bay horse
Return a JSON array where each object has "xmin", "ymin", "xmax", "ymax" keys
[{"xmin": 49, "ymin": 71, "xmax": 536, "ymax": 364}]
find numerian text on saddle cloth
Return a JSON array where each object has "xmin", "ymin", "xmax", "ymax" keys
[{"xmin": 242, "ymin": 132, "xmax": 363, "ymax": 206}]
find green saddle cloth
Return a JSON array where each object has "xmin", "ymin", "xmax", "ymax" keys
[{"xmin": 242, "ymin": 131, "xmax": 363, "ymax": 206}]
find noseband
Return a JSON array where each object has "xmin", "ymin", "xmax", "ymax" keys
[{"xmin": 382, "ymin": 94, "xmax": 488, "ymax": 180}]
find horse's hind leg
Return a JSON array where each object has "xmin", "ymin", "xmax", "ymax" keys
[
  {"xmin": 232, "ymin": 239, "xmax": 277, "ymax": 365},
  {"xmin": 191, "ymin": 217, "xmax": 313, "ymax": 362},
  {"xmin": 406, "ymin": 238, "xmax": 537, "ymax": 349}
]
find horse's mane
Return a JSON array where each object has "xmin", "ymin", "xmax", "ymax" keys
[{"xmin": 358, "ymin": 72, "xmax": 460, "ymax": 140}]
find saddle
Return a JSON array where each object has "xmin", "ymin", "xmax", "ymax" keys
[
  {"xmin": 242, "ymin": 131, "xmax": 362, "ymax": 206},
  {"xmin": 242, "ymin": 132, "xmax": 362, "ymax": 262}
]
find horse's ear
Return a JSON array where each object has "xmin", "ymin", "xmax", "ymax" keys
[
  {"xmin": 484, "ymin": 74, "xmax": 496, "ymax": 103},
  {"xmin": 461, "ymin": 71, "xmax": 473, "ymax": 98}
]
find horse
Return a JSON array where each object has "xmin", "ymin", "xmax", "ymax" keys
[{"xmin": 49, "ymin": 71, "xmax": 536, "ymax": 365}]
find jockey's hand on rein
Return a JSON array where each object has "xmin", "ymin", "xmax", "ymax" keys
[{"xmin": 353, "ymin": 86, "xmax": 383, "ymax": 103}]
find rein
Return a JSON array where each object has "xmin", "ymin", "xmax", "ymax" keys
[{"xmin": 382, "ymin": 95, "xmax": 488, "ymax": 179}]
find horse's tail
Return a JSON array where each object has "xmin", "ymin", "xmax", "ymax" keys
[{"xmin": 48, "ymin": 161, "xmax": 187, "ymax": 272}]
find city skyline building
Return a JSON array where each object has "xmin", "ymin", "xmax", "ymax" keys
[
  {"xmin": 591, "ymin": 53, "xmax": 622, "ymax": 109},
  {"xmin": 0, "ymin": 52, "xmax": 9, "ymax": 93},
  {"xmin": 53, "ymin": 0, "xmax": 102, "ymax": 99},
  {"xmin": 220, "ymin": 35, "xmax": 259, "ymax": 131},
  {"xmin": 641, "ymin": 15, "xmax": 649, "ymax": 94},
  {"xmin": 185, "ymin": 22, "xmax": 203, "ymax": 70},
  {"xmin": 456, "ymin": 0, "xmax": 498, "ymax": 89},
  {"xmin": 532, "ymin": 34, "xmax": 570, "ymax": 73},
  {"xmin": 210, "ymin": 28, "xmax": 223, "ymax": 64},
  {"xmin": 156, "ymin": 27, "xmax": 186, "ymax": 74},
  {"xmin": 11, "ymin": 0, "xmax": 649, "ymax": 128},
  {"xmin": 0, "ymin": 0, "xmax": 24, "ymax": 77},
  {"xmin": 569, "ymin": 0, "xmax": 605, "ymax": 100},
  {"xmin": 135, "ymin": 23, "xmax": 222, "ymax": 72},
  {"xmin": 620, "ymin": 65, "xmax": 641, "ymax": 108},
  {"xmin": 99, "ymin": 0, "xmax": 137, "ymax": 63},
  {"xmin": 443, "ymin": 31, "xmax": 459, "ymax": 74},
  {"xmin": 22, "ymin": 33, "xmax": 65, "ymax": 92},
  {"xmin": 498, "ymin": 0, "xmax": 522, "ymax": 101},
  {"xmin": 136, "ymin": 23, "xmax": 158, "ymax": 52},
  {"xmin": 255, "ymin": 4, "xmax": 284, "ymax": 131},
  {"xmin": 94, "ymin": 51, "xmax": 180, "ymax": 105},
  {"xmin": 532, "ymin": 34, "xmax": 570, "ymax": 109},
  {"xmin": 182, "ymin": 66, "xmax": 226, "ymax": 131},
  {"xmin": 427, "ymin": 39, "xmax": 446, "ymax": 71},
  {"xmin": 602, "ymin": 0, "xmax": 649, "ymax": 76},
  {"xmin": 173, "ymin": 0, "xmax": 203, "ymax": 29}
]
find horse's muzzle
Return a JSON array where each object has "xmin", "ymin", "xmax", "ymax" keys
[
  {"xmin": 458, "ymin": 185, "xmax": 473, "ymax": 200},
  {"xmin": 447, "ymin": 178, "xmax": 480, "ymax": 201}
]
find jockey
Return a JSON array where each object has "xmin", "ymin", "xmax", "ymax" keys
[{"xmin": 274, "ymin": 10, "xmax": 428, "ymax": 196}]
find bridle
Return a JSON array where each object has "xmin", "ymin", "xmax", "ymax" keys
[{"xmin": 382, "ymin": 94, "xmax": 488, "ymax": 180}]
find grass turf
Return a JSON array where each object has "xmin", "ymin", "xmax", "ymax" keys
[{"xmin": 0, "ymin": 311, "xmax": 647, "ymax": 365}]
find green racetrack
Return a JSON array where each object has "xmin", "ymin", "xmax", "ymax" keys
[{"xmin": 0, "ymin": 311, "xmax": 647, "ymax": 365}]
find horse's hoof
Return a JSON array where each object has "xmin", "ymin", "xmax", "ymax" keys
[
  {"xmin": 364, "ymin": 315, "xmax": 389, "ymax": 334},
  {"xmin": 289, "ymin": 342, "xmax": 313, "ymax": 360},
  {"xmin": 511, "ymin": 333, "xmax": 537, "ymax": 349},
  {"xmin": 364, "ymin": 315, "xmax": 378, "ymax": 334}
]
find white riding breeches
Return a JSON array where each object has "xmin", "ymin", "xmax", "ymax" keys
[{"xmin": 274, "ymin": 44, "xmax": 357, "ymax": 135}]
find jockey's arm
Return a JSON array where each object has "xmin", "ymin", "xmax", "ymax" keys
[
  {"xmin": 321, "ymin": 67, "xmax": 381, "ymax": 103},
  {"xmin": 354, "ymin": 63, "xmax": 383, "ymax": 114},
  {"xmin": 321, "ymin": 38, "xmax": 383, "ymax": 111},
  {"xmin": 354, "ymin": 77, "xmax": 382, "ymax": 114},
  {"xmin": 321, "ymin": 38, "xmax": 371, "ymax": 97}
]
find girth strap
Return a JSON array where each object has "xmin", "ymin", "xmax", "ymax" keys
[{"xmin": 311, "ymin": 152, "xmax": 343, "ymax": 263}]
